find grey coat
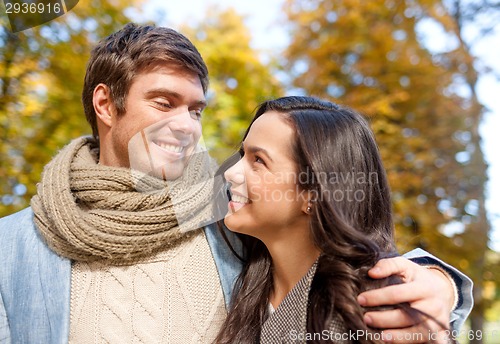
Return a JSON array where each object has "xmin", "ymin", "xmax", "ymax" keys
[{"xmin": 260, "ymin": 262, "xmax": 347, "ymax": 344}]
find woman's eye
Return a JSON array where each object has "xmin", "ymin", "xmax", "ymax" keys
[{"xmin": 255, "ymin": 156, "xmax": 265, "ymax": 164}]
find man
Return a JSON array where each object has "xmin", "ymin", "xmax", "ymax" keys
[{"xmin": 0, "ymin": 23, "xmax": 472, "ymax": 343}]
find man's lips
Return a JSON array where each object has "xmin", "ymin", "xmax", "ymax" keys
[
  {"xmin": 155, "ymin": 141, "xmax": 185, "ymax": 153},
  {"xmin": 152, "ymin": 140, "xmax": 190, "ymax": 155}
]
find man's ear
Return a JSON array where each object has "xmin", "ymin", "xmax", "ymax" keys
[{"xmin": 93, "ymin": 83, "xmax": 115, "ymax": 128}]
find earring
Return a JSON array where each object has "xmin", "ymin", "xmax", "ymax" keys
[{"xmin": 306, "ymin": 205, "xmax": 312, "ymax": 214}]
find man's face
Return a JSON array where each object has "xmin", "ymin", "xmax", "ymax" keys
[{"xmin": 101, "ymin": 65, "xmax": 206, "ymax": 180}]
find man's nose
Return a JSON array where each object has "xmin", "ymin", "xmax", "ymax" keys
[{"xmin": 169, "ymin": 110, "xmax": 197, "ymax": 135}]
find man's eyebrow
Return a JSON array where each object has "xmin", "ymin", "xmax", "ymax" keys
[
  {"xmin": 242, "ymin": 142, "xmax": 274, "ymax": 163},
  {"xmin": 144, "ymin": 88, "xmax": 207, "ymax": 107}
]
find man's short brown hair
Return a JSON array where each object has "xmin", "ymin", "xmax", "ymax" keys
[{"xmin": 82, "ymin": 23, "xmax": 209, "ymax": 138}]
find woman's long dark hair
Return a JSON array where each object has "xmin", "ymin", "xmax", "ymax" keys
[{"xmin": 215, "ymin": 96, "xmax": 435, "ymax": 343}]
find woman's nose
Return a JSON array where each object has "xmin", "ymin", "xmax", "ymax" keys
[{"xmin": 224, "ymin": 159, "xmax": 245, "ymax": 185}]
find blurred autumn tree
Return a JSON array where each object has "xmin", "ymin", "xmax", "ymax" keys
[
  {"xmin": 432, "ymin": 1, "xmax": 500, "ymax": 340},
  {"xmin": 283, "ymin": 0, "xmax": 496, "ymax": 338},
  {"xmin": 182, "ymin": 7, "xmax": 283, "ymax": 162},
  {"xmin": 0, "ymin": 0, "xmax": 142, "ymax": 217}
]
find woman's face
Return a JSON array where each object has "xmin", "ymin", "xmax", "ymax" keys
[{"xmin": 223, "ymin": 111, "xmax": 310, "ymax": 240}]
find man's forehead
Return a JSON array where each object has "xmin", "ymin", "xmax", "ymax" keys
[
  {"xmin": 130, "ymin": 64, "xmax": 206, "ymax": 100},
  {"xmin": 137, "ymin": 62, "xmax": 202, "ymax": 83}
]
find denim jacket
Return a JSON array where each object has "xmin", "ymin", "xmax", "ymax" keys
[{"xmin": 0, "ymin": 208, "xmax": 473, "ymax": 343}]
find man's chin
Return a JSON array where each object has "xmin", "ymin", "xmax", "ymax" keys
[
  {"xmin": 150, "ymin": 163, "xmax": 185, "ymax": 181},
  {"xmin": 128, "ymin": 160, "xmax": 185, "ymax": 181}
]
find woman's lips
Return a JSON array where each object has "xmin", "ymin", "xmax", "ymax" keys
[{"xmin": 228, "ymin": 191, "xmax": 249, "ymax": 213}]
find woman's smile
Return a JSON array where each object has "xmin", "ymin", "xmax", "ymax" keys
[{"xmin": 228, "ymin": 190, "xmax": 250, "ymax": 213}]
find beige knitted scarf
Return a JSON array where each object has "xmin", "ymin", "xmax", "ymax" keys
[{"xmin": 31, "ymin": 136, "xmax": 216, "ymax": 263}]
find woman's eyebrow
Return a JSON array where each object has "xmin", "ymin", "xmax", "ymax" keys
[{"xmin": 242, "ymin": 143, "xmax": 274, "ymax": 163}]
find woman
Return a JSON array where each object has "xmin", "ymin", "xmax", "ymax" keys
[{"xmin": 215, "ymin": 96, "xmax": 445, "ymax": 343}]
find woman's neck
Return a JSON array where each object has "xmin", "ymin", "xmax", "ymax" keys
[{"xmin": 266, "ymin": 236, "xmax": 320, "ymax": 309}]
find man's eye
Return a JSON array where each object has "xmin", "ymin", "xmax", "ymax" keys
[
  {"xmin": 189, "ymin": 109, "xmax": 202, "ymax": 120},
  {"xmin": 155, "ymin": 101, "xmax": 172, "ymax": 109}
]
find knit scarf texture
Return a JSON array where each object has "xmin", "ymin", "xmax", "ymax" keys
[{"xmin": 31, "ymin": 136, "xmax": 217, "ymax": 263}]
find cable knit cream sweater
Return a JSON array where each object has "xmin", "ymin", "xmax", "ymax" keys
[{"xmin": 68, "ymin": 230, "xmax": 226, "ymax": 343}]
